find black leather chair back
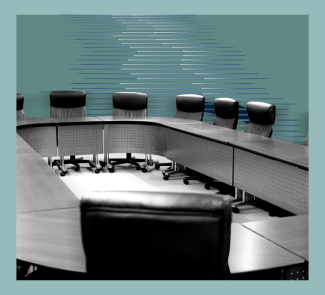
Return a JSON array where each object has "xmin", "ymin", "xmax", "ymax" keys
[
  {"xmin": 50, "ymin": 91, "xmax": 86, "ymax": 108},
  {"xmin": 245, "ymin": 102, "xmax": 276, "ymax": 137},
  {"xmin": 80, "ymin": 191, "xmax": 232, "ymax": 280},
  {"xmin": 17, "ymin": 93, "xmax": 24, "ymax": 111},
  {"xmin": 213, "ymin": 98, "xmax": 239, "ymax": 129},
  {"xmin": 112, "ymin": 92, "xmax": 147, "ymax": 117},
  {"xmin": 303, "ymin": 134, "xmax": 309, "ymax": 146},
  {"xmin": 50, "ymin": 91, "xmax": 87, "ymax": 118},
  {"xmin": 175, "ymin": 94, "xmax": 205, "ymax": 121},
  {"xmin": 17, "ymin": 93, "xmax": 26, "ymax": 119}
]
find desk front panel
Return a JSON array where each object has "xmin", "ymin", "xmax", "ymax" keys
[
  {"xmin": 58, "ymin": 124, "xmax": 103, "ymax": 156},
  {"xmin": 167, "ymin": 129, "xmax": 233, "ymax": 186},
  {"xmin": 104, "ymin": 124, "xmax": 167, "ymax": 156},
  {"xmin": 17, "ymin": 126, "xmax": 57, "ymax": 157},
  {"xmin": 234, "ymin": 148, "xmax": 308, "ymax": 215}
]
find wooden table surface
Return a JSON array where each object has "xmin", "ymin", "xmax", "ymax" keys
[
  {"xmin": 17, "ymin": 154, "xmax": 79, "ymax": 213},
  {"xmin": 17, "ymin": 208, "xmax": 85, "ymax": 272},
  {"xmin": 243, "ymin": 215, "xmax": 308, "ymax": 261},
  {"xmin": 229, "ymin": 224, "xmax": 304, "ymax": 274},
  {"xmin": 16, "ymin": 211, "xmax": 305, "ymax": 275},
  {"xmin": 16, "ymin": 118, "xmax": 56, "ymax": 127}
]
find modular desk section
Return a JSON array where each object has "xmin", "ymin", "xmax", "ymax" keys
[
  {"xmin": 17, "ymin": 118, "xmax": 57, "ymax": 157},
  {"xmin": 17, "ymin": 116, "xmax": 308, "ymax": 215}
]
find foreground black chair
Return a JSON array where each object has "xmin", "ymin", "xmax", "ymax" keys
[
  {"xmin": 80, "ymin": 191, "xmax": 232, "ymax": 280},
  {"xmin": 183, "ymin": 97, "xmax": 239, "ymax": 188},
  {"xmin": 157, "ymin": 94, "xmax": 205, "ymax": 179},
  {"xmin": 232, "ymin": 101, "xmax": 276, "ymax": 213},
  {"xmin": 50, "ymin": 91, "xmax": 101, "ymax": 176},
  {"xmin": 106, "ymin": 92, "xmax": 149, "ymax": 173},
  {"xmin": 17, "ymin": 93, "xmax": 26, "ymax": 119}
]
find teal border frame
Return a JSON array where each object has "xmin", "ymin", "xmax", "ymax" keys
[{"xmin": 2, "ymin": 0, "xmax": 322, "ymax": 293}]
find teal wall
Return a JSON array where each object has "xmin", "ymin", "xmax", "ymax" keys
[{"xmin": 17, "ymin": 15, "xmax": 308, "ymax": 143}]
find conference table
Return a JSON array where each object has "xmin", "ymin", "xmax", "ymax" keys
[
  {"xmin": 16, "ymin": 116, "xmax": 309, "ymax": 279},
  {"xmin": 17, "ymin": 116, "xmax": 308, "ymax": 215},
  {"xmin": 243, "ymin": 215, "xmax": 309, "ymax": 261}
]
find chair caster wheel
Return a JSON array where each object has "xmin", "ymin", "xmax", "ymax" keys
[
  {"xmin": 204, "ymin": 183, "xmax": 210, "ymax": 190},
  {"xmin": 74, "ymin": 166, "xmax": 80, "ymax": 172},
  {"xmin": 163, "ymin": 175, "xmax": 169, "ymax": 180},
  {"xmin": 232, "ymin": 207, "xmax": 240, "ymax": 214},
  {"xmin": 108, "ymin": 167, "xmax": 114, "ymax": 173},
  {"xmin": 95, "ymin": 169, "xmax": 100, "ymax": 174},
  {"xmin": 183, "ymin": 179, "xmax": 189, "ymax": 185},
  {"xmin": 136, "ymin": 166, "xmax": 141, "ymax": 170},
  {"xmin": 60, "ymin": 171, "xmax": 66, "ymax": 177},
  {"xmin": 141, "ymin": 168, "xmax": 147, "ymax": 173},
  {"xmin": 155, "ymin": 164, "xmax": 160, "ymax": 170}
]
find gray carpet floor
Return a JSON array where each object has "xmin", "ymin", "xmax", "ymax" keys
[{"xmin": 49, "ymin": 153, "xmax": 278, "ymax": 225}]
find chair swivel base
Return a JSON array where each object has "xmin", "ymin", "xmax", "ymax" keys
[
  {"xmin": 155, "ymin": 162, "xmax": 172, "ymax": 170},
  {"xmin": 183, "ymin": 175, "xmax": 212, "ymax": 190},
  {"xmin": 163, "ymin": 168, "xmax": 187, "ymax": 180},
  {"xmin": 109, "ymin": 153, "xmax": 148, "ymax": 173},
  {"xmin": 147, "ymin": 154, "xmax": 159, "ymax": 166},
  {"xmin": 183, "ymin": 173, "xmax": 230, "ymax": 194},
  {"xmin": 53, "ymin": 156, "xmax": 101, "ymax": 176},
  {"xmin": 231, "ymin": 191, "xmax": 256, "ymax": 213}
]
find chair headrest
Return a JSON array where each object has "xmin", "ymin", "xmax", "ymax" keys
[
  {"xmin": 246, "ymin": 102, "xmax": 276, "ymax": 125},
  {"xmin": 176, "ymin": 94, "xmax": 205, "ymax": 113},
  {"xmin": 113, "ymin": 92, "xmax": 148, "ymax": 110},
  {"xmin": 17, "ymin": 93, "xmax": 24, "ymax": 111},
  {"xmin": 80, "ymin": 191, "xmax": 232, "ymax": 216},
  {"xmin": 50, "ymin": 91, "xmax": 86, "ymax": 108},
  {"xmin": 214, "ymin": 98, "xmax": 239, "ymax": 119}
]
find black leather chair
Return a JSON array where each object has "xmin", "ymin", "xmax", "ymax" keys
[
  {"xmin": 183, "ymin": 97, "xmax": 239, "ymax": 188},
  {"xmin": 17, "ymin": 93, "xmax": 26, "ymax": 119},
  {"xmin": 105, "ymin": 92, "xmax": 148, "ymax": 172},
  {"xmin": 50, "ymin": 91, "xmax": 101, "ymax": 176},
  {"xmin": 155, "ymin": 94, "xmax": 205, "ymax": 179},
  {"xmin": 80, "ymin": 191, "xmax": 232, "ymax": 280},
  {"xmin": 232, "ymin": 101, "xmax": 276, "ymax": 213}
]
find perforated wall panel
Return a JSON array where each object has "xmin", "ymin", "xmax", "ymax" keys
[
  {"xmin": 167, "ymin": 129, "xmax": 233, "ymax": 185},
  {"xmin": 17, "ymin": 126, "xmax": 57, "ymax": 157},
  {"xmin": 58, "ymin": 125, "xmax": 103, "ymax": 156},
  {"xmin": 104, "ymin": 124, "xmax": 167, "ymax": 156},
  {"xmin": 234, "ymin": 148, "xmax": 308, "ymax": 215}
]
